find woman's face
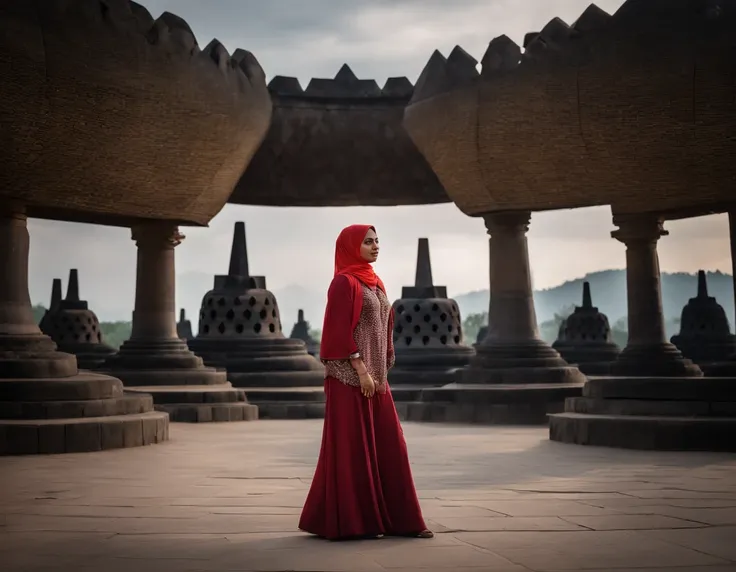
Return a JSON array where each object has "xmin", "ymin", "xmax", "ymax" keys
[{"xmin": 360, "ymin": 228, "xmax": 379, "ymax": 263}]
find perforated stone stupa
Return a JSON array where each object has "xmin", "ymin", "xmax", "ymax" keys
[
  {"xmin": 102, "ymin": 223, "xmax": 257, "ymax": 423},
  {"xmin": 670, "ymin": 271, "xmax": 736, "ymax": 367},
  {"xmin": 553, "ymin": 282, "xmax": 620, "ymax": 375},
  {"xmin": 390, "ymin": 238, "xmax": 474, "ymax": 385},
  {"xmin": 188, "ymin": 222, "xmax": 324, "ymax": 388},
  {"xmin": 39, "ymin": 269, "xmax": 117, "ymax": 370},
  {"xmin": 289, "ymin": 310, "xmax": 319, "ymax": 356}
]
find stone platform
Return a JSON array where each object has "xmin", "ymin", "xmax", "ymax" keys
[
  {"xmin": 549, "ymin": 377, "xmax": 736, "ymax": 451},
  {"xmin": 1, "ymin": 421, "xmax": 735, "ymax": 572},
  {"xmin": 241, "ymin": 387, "xmax": 325, "ymax": 419},
  {"xmin": 126, "ymin": 386, "xmax": 258, "ymax": 423},
  {"xmin": 0, "ymin": 372, "xmax": 168, "ymax": 455},
  {"xmin": 397, "ymin": 383, "xmax": 584, "ymax": 425}
]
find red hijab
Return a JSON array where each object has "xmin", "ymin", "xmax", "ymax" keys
[
  {"xmin": 319, "ymin": 224, "xmax": 393, "ymax": 361},
  {"xmin": 333, "ymin": 224, "xmax": 385, "ymax": 292}
]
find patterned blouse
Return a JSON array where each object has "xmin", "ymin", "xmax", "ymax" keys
[{"xmin": 324, "ymin": 284, "xmax": 395, "ymax": 387}]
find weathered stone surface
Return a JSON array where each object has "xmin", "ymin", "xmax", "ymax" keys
[
  {"xmin": 288, "ymin": 310, "xmax": 319, "ymax": 356},
  {"xmin": 553, "ymin": 282, "xmax": 620, "ymax": 375},
  {"xmin": 390, "ymin": 238, "xmax": 474, "ymax": 385},
  {"xmin": 404, "ymin": 1, "xmax": 736, "ymax": 217},
  {"xmin": 550, "ymin": 411, "xmax": 736, "ymax": 452},
  {"xmin": 3, "ymin": 421, "xmax": 736, "ymax": 570},
  {"xmin": 231, "ymin": 66, "xmax": 447, "ymax": 207},
  {"xmin": 609, "ymin": 215, "xmax": 702, "ymax": 377},
  {"xmin": 100, "ymin": 222, "xmax": 256, "ymax": 423},
  {"xmin": 460, "ymin": 212, "xmax": 586, "ymax": 387},
  {"xmin": 38, "ymin": 270, "xmax": 117, "ymax": 369},
  {"xmin": 671, "ymin": 270, "xmax": 736, "ymax": 366},
  {"xmin": 0, "ymin": 208, "xmax": 169, "ymax": 455},
  {"xmin": 1, "ymin": 1, "xmax": 272, "ymax": 226},
  {"xmin": 188, "ymin": 222, "xmax": 324, "ymax": 388}
]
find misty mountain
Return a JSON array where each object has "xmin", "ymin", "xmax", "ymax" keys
[{"xmin": 453, "ymin": 270, "xmax": 736, "ymax": 328}]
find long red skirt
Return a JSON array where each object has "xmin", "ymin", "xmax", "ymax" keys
[{"xmin": 299, "ymin": 377, "xmax": 427, "ymax": 540}]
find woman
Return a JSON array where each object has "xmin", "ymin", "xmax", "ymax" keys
[{"xmin": 299, "ymin": 224, "xmax": 433, "ymax": 541}]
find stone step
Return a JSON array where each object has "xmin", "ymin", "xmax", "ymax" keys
[
  {"xmin": 0, "ymin": 371, "xmax": 124, "ymax": 401},
  {"xmin": 419, "ymin": 383, "xmax": 583, "ymax": 404},
  {"xmin": 0, "ymin": 393, "xmax": 154, "ymax": 420},
  {"xmin": 0, "ymin": 411, "xmax": 169, "ymax": 455},
  {"xmin": 566, "ymin": 396, "xmax": 736, "ymax": 417},
  {"xmin": 227, "ymin": 370, "xmax": 326, "ymax": 388},
  {"xmin": 243, "ymin": 387, "xmax": 325, "ymax": 403},
  {"xmin": 583, "ymin": 376, "xmax": 736, "ymax": 401},
  {"xmin": 396, "ymin": 399, "xmax": 566, "ymax": 425},
  {"xmin": 154, "ymin": 402, "xmax": 258, "ymax": 423},
  {"xmin": 548, "ymin": 412, "xmax": 736, "ymax": 451},
  {"xmin": 254, "ymin": 401, "xmax": 325, "ymax": 420},
  {"xmin": 126, "ymin": 385, "xmax": 247, "ymax": 404}
]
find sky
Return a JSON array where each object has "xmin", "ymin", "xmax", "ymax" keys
[{"xmin": 27, "ymin": 0, "xmax": 734, "ymax": 325}]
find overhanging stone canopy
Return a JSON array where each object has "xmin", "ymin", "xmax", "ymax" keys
[
  {"xmin": 403, "ymin": 1, "xmax": 736, "ymax": 217},
  {"xmin": 1, "ymin": 1, "xmax": 272, "ymax": 226},
  {"xmin": 230, "ymin": 64, "xmax": 449, "ymax": 207}
]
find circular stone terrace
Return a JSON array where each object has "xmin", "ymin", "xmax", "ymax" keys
[{"xmin": 1, "ymin": 420, "xmax": 734, "ymax": 572}]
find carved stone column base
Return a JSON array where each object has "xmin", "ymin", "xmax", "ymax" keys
[
  {"xmin": 101, "ymin": 339, "xmax": 259, "ymax": 423},
  {"xmin": 609, "ymin": 343, "xmax": 703, "ymax": 377},
  {"xmin": 549, "ymin": 376, "xmax": 736, "ymax": 451},
  {"xmin": 0, "ymin": 208, "xmax": 168, "ymax": 455}
]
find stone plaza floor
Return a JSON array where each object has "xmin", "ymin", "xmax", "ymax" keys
[{"xmin": 1, "ymin": 420, "xmax": 736, "ymax": 572}]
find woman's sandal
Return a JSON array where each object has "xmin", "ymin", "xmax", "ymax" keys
[{"xmin": 416, "ymin": 529, "xmax": 434, "ymax": 539}]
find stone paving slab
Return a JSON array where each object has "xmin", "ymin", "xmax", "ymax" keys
[{"xmin": 0, "ymin": 420, "xmax": 735, "ymax": 571}]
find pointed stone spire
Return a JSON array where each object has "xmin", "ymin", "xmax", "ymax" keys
[
  {"xmin": 298, "ymin": 309, "xmax": 305, "ymax": 322},
  {"xmin": 228, "ymin": 221, "xmax": 249, "ymax": 277},
  {"xmin": 49, "ymin": 278, "xmax": 62, "ymax": 311},
  {"xmin": 214, "ymin": 222, "xmax": 266, "ymax": 290},
  {"xmin": 334, "ymin": 63, "xmax": 358, "ymax": 83},
  {"xmin": 582, "ymin": 281, "xmax": 592, "ymax": 308},
  {"xmin": 697, "ymin": 270, "xmax": 708, "ymax": 298},
  {"xmin": 176, "ymin": 308, "xmax": 193, "ymax": 340},
  {"xmin": 401, "ymin": 238, "xmax": 447, "ymax": 298},
  {"xmin": 66, "ymin": 269, "xmax": 80, "ymax": 302},
  {"xmin": 415, "ymin": 238, "xmax": 434, "ymax": 288}
]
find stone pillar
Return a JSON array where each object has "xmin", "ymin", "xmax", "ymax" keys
[
  {"xmin": 484, "ymin": 211, "xmax": 540, "ymax": 343},
  {"xmin": 609, "ymin": 214, "xmax": 701, "ymax": 377},
  {"xmin": 0, "ymin": 205, "xmax": 168, "ymax": 455},
  {"xmin": 101, "ymin": 220, "xmax": 257, "ymax": 423},
  {"xmin": 729, "ymin": 211, "xmax": 736, "ymax": 328},
  {"xmin": 130, "ymin": 222, "xmax": 182, "ymax": 341},
  {"xmin": 459, "ymin": 211, "xmax": 585, "ymax": 384}
]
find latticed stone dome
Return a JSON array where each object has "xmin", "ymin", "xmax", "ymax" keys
[
  {"xmin": 197, "ymin": 288, "xmax": 282, "ymax": 338},
  {"xmin": 389, "ymin": 238, "xmax": 474, "ymax": 384},
  {"xmin": 671, "ymin": 270, "xmax": 736, "ymax": 364},
  {"xmin": 187, "ymin": 221, "xmax": 324, "ymax": 388},
  {"xmin": 553, "ymin": 281, "xmax": 619, "ymax": 374},
  {"xmin": 393, "ymin": 298, "xmax": 464, "ymax": 348},
  {"xmin": 39, "ymin": 270, "xmax": 115, "ymax": 369}
]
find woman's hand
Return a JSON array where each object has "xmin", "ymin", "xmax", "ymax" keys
[{"xmin": 359, "ymin": 372, "xmax": 376, "ymax": 398}]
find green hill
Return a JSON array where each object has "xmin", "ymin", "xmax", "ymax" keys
[{"xmin": 455, "ymin": 270, "xmax": 735, "ymax": 342}]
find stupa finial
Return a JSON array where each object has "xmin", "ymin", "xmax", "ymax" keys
[
  {"xmin": 582, "ymin": 281, "xmax": 592, "ymax": 309},
  {"xmin": 228, "ymin": 221, "xmax": 250, "ymax": 277},
  {"xmin": 414, "ymin": 238, "xmax": 434, "ymax": 288},
  {"xmin": 697, "ymin": 270, "xmax": 708, "ymax": 298},
  {"xmin": 49, "ymin": 278, "xmax": 62, "ymax": 311},
  {"xmin": 66, "ymin": 269, "xmax": 80, "ymax": 303}
]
